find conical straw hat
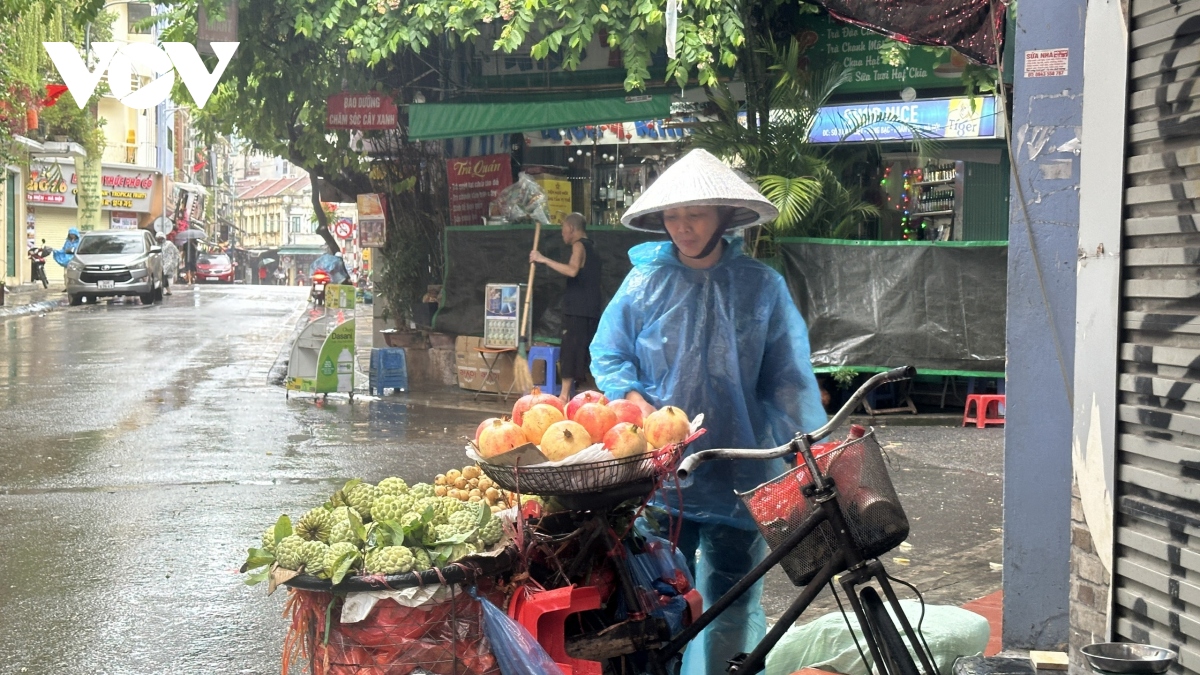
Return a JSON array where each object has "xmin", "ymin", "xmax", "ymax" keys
[{"xmin": 621, "ymin": 149, "xmax": 779, "ymax": 232}]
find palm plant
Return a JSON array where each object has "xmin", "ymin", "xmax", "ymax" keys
[{"xmin": 692, "ymin": 36, "xmax": 931, "ymax": 254}]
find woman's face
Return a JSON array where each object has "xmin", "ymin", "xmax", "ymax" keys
[{"xmin": 662, "ymin": 206, "xmax": 721, "ymax": 259}]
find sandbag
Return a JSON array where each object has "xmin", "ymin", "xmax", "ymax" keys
[{"xmin": 765, "ymin": 600, "xmax": 989, "ymax": 675}]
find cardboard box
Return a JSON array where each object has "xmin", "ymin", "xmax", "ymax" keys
[{"xmin": 455, "ymin": 335, "xmax": 516, "ymax": 392}]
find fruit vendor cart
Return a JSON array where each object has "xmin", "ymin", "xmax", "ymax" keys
[
  {"xmin": 243, "ymin": 390, "xmax": 706, "ymax": 674},
  {"xmin": 286, "ymin": 284, "xmax": 356, "ymax": 400}
]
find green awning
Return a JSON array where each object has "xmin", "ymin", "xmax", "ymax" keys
[
  {"xmin": 278, "ymin": 245, "xmax": 327, "ymax": 255},
  {"xmin": 407, "ymin": 94, "xmax": 672, "ymax": 141}
]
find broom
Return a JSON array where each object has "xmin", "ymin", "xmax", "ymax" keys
[{"xmin": 512, "ymin": 219, "xmax": 541, "ymax": 394}]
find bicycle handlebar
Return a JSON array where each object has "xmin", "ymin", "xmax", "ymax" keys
[{"xmin": 675, "ymin": 365, "xmax": 916, "ymax": 482}]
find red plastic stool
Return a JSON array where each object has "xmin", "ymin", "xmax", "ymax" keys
[
  {"xmin": 963, "ymin": 394, "xmax": 1005, "ymax": 428},
  {"xmin": 508, "ymin": 585, "xmax": 603, "ymax": 675}
]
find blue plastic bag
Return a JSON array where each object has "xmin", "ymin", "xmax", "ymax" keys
[{"xmin": 470, "ymin": 589, "xmax": 565, "ymax": 675}]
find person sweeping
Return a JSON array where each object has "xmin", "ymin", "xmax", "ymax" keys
[
  {"xmin": 590, "ymin": 149, "xmax": 826, "ymax": 674},
  {"xmin": 529, "ymin": 212, "xmax": 603, "ymax": 403}
]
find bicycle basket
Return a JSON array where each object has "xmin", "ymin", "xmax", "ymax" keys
[{"xmin": 740, "ymin": 430, "xmax": 909, "ymax": 586}]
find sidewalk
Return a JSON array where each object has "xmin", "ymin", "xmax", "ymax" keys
[{"xmin": 0, "ymin": 282, "xmax": 67, "ymax": 319}]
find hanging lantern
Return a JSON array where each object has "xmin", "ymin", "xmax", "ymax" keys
[{"xmin": 26, "ymin": 108, "xmax": 38, "ymax": 131}]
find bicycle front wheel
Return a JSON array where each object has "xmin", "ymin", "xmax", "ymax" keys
[{"xmin": 860, "ymin": 586, "xmax": 921, "ymax": 675}]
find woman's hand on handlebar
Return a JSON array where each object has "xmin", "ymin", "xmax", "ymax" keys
[{"xmin": 625, "ymin": 391, "xmax": 657, "ymax": 417}]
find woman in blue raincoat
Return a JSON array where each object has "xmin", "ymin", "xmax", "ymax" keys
[
  {"xmin": 591, "ymin": 149, "xmax": 827, "ymax": 674},
  {"xmin": 52, "ymin": 228, "xmax": 80, "ymax": 267}
]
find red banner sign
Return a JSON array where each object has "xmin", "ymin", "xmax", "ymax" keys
[
  {"xmin": 446, "ymin": 154, "xmax": 513, "ymax": 226},
  {"xmin": 326, "ymin": 92, "xmax": 399, "ymax": 130}
]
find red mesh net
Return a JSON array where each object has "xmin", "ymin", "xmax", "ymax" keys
[{"xmin": 283, "ymin": 587, "xmax": 501, "ymax": 675}]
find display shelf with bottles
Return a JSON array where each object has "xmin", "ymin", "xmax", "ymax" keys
[
  {"xmin": 592, "ymin": 162, "xmax": 649, "ymax": 227},
  {"xmin": 909, "ymin": 161, "xmax": 964, "ymax": 241}
]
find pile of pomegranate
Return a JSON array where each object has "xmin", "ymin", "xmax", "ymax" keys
[{"xmin": 474, "ymin": 388, "xmax": 692, "ymax": 463}]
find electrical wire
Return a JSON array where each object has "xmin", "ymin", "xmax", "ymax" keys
[{"xmin": 885, "ymin": 570, "xmax": 941, "ymax": 675}]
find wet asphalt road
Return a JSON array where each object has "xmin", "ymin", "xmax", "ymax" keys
[{"xmin": 0, "ymin": 285, "xmax": 1003, "ymax": 672}]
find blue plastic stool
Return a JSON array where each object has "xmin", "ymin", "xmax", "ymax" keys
[
  {"xmin": 369, "ymin": 348, "xmax": 408, "ymax": 395},
  {"xmin": 528, "ymin": 345, "xmax": 560, "ymax": 396}
]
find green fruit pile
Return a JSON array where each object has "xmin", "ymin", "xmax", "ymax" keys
[{"xmin": 242, "ymin": 477, "xmax": 508, "ymax": 586}]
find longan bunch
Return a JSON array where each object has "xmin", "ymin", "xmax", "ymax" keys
[{"xmin": 434, "ymin": 466, "xmax": 515, "ymax": 513}]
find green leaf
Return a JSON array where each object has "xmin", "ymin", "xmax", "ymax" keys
[
  {"xmin": 330, "ymin": 550, "xmax": 359, "ymax": 585},
  {"xmin": 274, "ymin": 515, "xmax": 293, "ymax": 542},
  {"xmin": 244, "ymin": 567, "xmax": 271, "ymax": 586},
  {"xmin": 757, "ymin": 175, "xmax": 822, "ymax": 230},
  {"xmin": 242, "ymin": 547, "xmax": 277, "ymax": 573}
]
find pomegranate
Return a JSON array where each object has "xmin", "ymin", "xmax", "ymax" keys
[
  {"xmin": 602, "ymin": 422, "xmax": 649, "ymax": 459},
  {"xmin": 521, "ymin": 403, "xmax": 566, "ymax": 445},
  {"xmin": 606, "ymin": 399, "xmax": 645, "ymax": 426},
  {"xmin": 475, "ymin": 417, "xmax": 500, "ymax": 444},
  {"xmin": 567, "ymin": 390, "xmax": 609, "ymax": 419},
  {"xmin": 478, "ymin": 418, "xmax": 528, "ymax": 459},
  {"xmin": 574, "ymin": 402, "xmax": 618, "ymax": 443},
  {"xmin": 539, "ymin": 420, "xmax": 593, "ymax": 461},
  {"xmin": 512, "ymin": 387, "xmax": 564, "ymax": 425},
  {"xmin": 643, "ymin": 406, "xmax": 691, "ymax": 449}
]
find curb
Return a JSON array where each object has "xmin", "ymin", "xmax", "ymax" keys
[{"xmin": 0, "ymin": 299, "xmax": 67, "ymax": 320}]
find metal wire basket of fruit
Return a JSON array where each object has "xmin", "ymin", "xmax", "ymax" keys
[{"xmin": 467, "ymin": 401, "xmax": 703, "ymax": 505}]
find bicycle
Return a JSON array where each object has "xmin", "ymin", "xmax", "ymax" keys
[{"xmin": 643, "ymin": 365, "xmax": 937, "ymax": 675}]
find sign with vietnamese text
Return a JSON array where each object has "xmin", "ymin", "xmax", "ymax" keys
[
  {"xmin": 1024, "ymin": 48, "xmax": 1068, "ymax": 78},
  {"xmin": 808, "ymin": 96, "xmax": 1000, "ymax": 143},
  {"xmin": 326, "ymin": 92, "xmax": 399, "ymax": 130},
  {"xmin": 446, "ymin": 154, "xmax": 513, "ymax": 226},
  {"xmin": 26, "ymin": 162, "xmax": 158, "ymax": 212}
]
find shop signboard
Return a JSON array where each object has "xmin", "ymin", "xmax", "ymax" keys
[
  {"xmin": 326, "ymin": 92, "xmax": 399, "ymax": 130},
  {"xmin": 808, "ymin": 95, "xmax": 1000, "ymax": 143},
  {"xmin": 110, "ymin": 211, "xmax": 138, "ymax": 229},
  {"xmin": 25, "ymin": 161, "xmax": 157, "ymax": 212},
  {"xmin": 446, "ymin": 154, "xmax": 513, "ymax": 226},
  {"xmin": 523, "ymin": 118, "xmax": 697, "ymax": 147},
  {"xmin": 797, "ymin": 13, "xmax": 974, "ymax": 94},
  {"xmin": 356, "ymin": 193, "xmax": 386, "ymax": 248}
]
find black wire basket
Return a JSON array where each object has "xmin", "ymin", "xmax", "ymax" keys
[
  {"xmin": 740, "ymin": 431, "xmax": 909, "ymax": 586},
  {"xmin": 477, "ymin": 441, "xmax": 688, "ymax": 498}
]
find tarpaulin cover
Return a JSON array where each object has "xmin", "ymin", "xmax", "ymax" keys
[
  {"xmin": 433, "ymin": 224, "xmax": 664, "ymax": 340},
  {"xmin": 779, "ymin": 238, "xmax": 1006, "ymax": 375},
  {"xmin": 811, "ymin": 0, "xmax": 1005, "ymax": 65},
  {"xmin": 408, "ymin": 95, "xmax": 672, "ymax": 140}
]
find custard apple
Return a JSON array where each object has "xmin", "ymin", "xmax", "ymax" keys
[
  {"xmin": 371, "ymin": 494, "xmax": 408, "ymax": 523},
  {"xmin": 330, "ymin": 506, "xmax": 361, "ymax": 523},
  {"xmin": 442, "ymin": 497, "xmax": 466, "ymax": 516},
  {"xmin": 296, "ymin": 507, "xmax": 333, "ymax": 542},
  {"xmin": 478, "ymin": 518, "xmax": 503, "ymax": 548},
  {"xmin": 301, "ymin": 540, "xmax": 330, "ymax": 576},
  {"xmin": 346, "ymin": 483, "xmax": 380, "ymax": 520},
  {"xmin": 328, "ymin": 519, "xmax": 359, "ymax": 544},
  {"xmin": 261, "ymin": 527, "xmax": 279, "ymax": 554},
  {"xmin": 274, "ymin": 535, "xmax": 307, "ymax": 570},
  {"xmin": 409, "ymin": 483, "xmax": 436, "ymax": 499},
  {"xmin": 415, "ymin": 497, "xmax": 448, "ymax": 525},
  {"xmin": 447, "ymin": 542, "xmax": 478, "ymax": 563},
  {"xmin": 448, "ymin": 510, "xmax": 480, "ymax": 533},
  {"xmin": 410, "ymin": 547, "xmax": 432, "ymax": 571},
  {"xmin": 378, "ymin": 477, "xmax": 409, "ymax": 496},
  {"xmin": 433, "ymin": 524, "xmax": 460, "ymax": 543},
  {"xmin": 323, "ymin": 541, "xmax": 362, "ymax": 576},
  {"xmin": 363, "ymin": 546, "xmax": 415, "ymax": 575}
]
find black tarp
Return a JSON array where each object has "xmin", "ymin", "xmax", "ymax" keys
[
  {"xmin": 780, "ymin": 238, "xmax": 1007, "ymax": 375},
  {"xmin": 433, "ymin": 224, "xmax": 665, "ymax": 339}
]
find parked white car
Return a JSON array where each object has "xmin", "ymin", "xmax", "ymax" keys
[{"xmin": 65, "ymin": 229, "xmax": 165, "ymax": 306}]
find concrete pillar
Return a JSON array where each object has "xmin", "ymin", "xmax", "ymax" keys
[{"xmin": 1003, "ymin": 0, "xmax": 1085, "ymax": 650}]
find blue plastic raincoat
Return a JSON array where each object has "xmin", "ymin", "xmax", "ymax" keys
[
  {"xmin": 52, "ymin": 228, "xmax": 80, "ymax": 267},
  {"xmin": 591, "ymin": 239, "xmax": 827, "ymax": 529}
]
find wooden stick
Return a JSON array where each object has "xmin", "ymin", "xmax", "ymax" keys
[{"xmin": 519, "ymin": 220, "xmax": 542, "ymax": 348}]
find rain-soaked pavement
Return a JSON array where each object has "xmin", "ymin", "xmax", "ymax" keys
[{"xmin": 0, "ymin": 285, "xmax": 1003, "ymax": 673}]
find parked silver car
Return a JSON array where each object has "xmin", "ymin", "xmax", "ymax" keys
[{"xmin": 65, "ymin": 229, "xmax": 165, "ymax": 306}]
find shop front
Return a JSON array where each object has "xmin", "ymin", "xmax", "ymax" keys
[{"xmin": 25, "ymin": 159, "xmax": 163, "ymax": 282}]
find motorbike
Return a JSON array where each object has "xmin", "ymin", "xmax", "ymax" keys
[
  {"xmin": 28, "ymin": 242, "xmax": 51, "ymax": 289},
  {"xmin": 310, "ymin": 270, "xmax": 331, "ymax": 305}
]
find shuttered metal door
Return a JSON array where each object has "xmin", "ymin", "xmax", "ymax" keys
[{"xmin": 1116, "ymin": 4, "xmax": 1200, "ymax": 673}]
